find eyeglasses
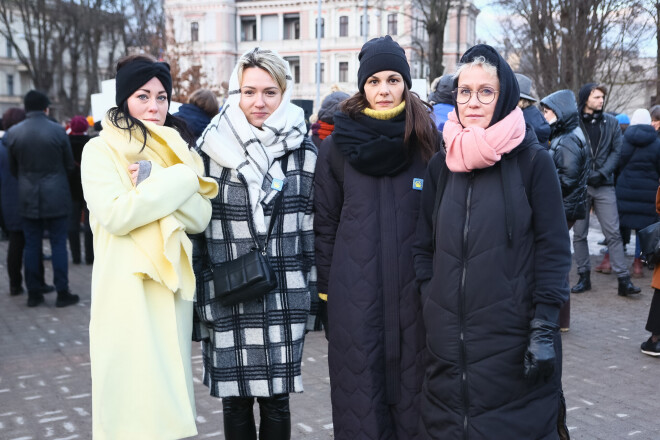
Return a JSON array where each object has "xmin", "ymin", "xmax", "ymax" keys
[{"xmin": 453, "ymin": 87, "xmax": 499, "ymax": 105}]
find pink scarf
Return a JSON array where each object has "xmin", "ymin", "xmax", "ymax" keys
[{"xmin": 443, "ymin": 107, "xmax": 526, "ymax": 172}]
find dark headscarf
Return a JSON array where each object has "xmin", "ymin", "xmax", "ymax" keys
[
  {"xmin": 115, "ymin": 59, "xmax": 173, "ymax": 106},
  {"xmin": 454, "ymin": 44, "xmax": 519, "ymax": 128}
]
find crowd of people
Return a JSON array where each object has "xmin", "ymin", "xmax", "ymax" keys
[{"xmin": 1, "ymin": 35, "xmax": 659, "ymax": 439}]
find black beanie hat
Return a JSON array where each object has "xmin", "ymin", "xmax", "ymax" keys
[
  {"xmin": 357, "ymin": 35, "xmax": 412, "ymax": 94},
  {"xmin": 455, "ymin": 44, "xmax": 519, "ymax": 127},
  {"xmin": 24, "ymin": 90, "xmax": 50, "ymax": 112},
  {"xmin": 115, "ymin": 59, "xmax": 173, "ymax": 107}
]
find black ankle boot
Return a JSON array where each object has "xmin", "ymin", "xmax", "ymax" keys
[
  {"xmin": 618, "ymin": 276, "xmax": 641, "ymax": 296},
  {"xmin": 571, "ymin": 272, "xmax": 591, "ymax": 293}
]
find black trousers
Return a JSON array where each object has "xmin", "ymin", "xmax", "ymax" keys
[
  {"xmin": 68, "ymin": 199, "xmax": 93, "ymax": 264},
  {"xmin": 222, "ymin": 394, "xmax": 290, "ymax": 440},
  {"xmin": 646, "ymin": 289, "xmax": 660, "ymax": 335}
]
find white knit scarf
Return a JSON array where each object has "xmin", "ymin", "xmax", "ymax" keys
[{"xmin": 198, "ymin": 49, "xmax": 306, "ymax": 233}]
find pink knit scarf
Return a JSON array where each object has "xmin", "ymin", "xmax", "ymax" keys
[{"xmin": 443, "ymin": 107, "xmax": 526, "ymax": 172}]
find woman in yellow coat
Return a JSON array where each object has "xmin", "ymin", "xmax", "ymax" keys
[{"xmin": 81, "ymin": 54, "xmax": 218, "ymax": 439}]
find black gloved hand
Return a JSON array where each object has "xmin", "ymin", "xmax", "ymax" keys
[
  {"xmin": 587, "ymin": 171, "xmax": 604, "ymax": 188},
  {"xmin": 523, "ymin": 318, "xmax": 559, "ymax": 384}
]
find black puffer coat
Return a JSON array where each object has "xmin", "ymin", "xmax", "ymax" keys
[
  {"xmin": 413, "ymin": 129, "xmax": 571, "ymax": 439},
  {"xmin": 615, "ymin": 124, "xmax": 660, "ymax": 230},
  {"xmin": 541, "ymin": 89, "xmax": 591, "ymax": 221},
  {"xmin": 314, "ymin": 115, "xmax": 429, "ymax": 439}
]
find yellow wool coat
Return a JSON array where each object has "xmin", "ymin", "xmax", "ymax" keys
[{"xmin": 81, "ymin": 117, "xmax": 218, "ymax": 440}]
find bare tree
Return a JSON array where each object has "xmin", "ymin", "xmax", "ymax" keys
[
  {"xmin": 497, "ymin": 0, "xmax": 648, "ymax": 101},
  {"xmin": 415, "ymin": 0, "xmax": 453, "ymax": 79}
]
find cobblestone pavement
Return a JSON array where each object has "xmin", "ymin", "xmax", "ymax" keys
[{"xmin": 0, "ymin": 226, "xmax": 659, "ymax": 439}]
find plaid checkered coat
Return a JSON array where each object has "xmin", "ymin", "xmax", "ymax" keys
[{"xmin": 191, "ymin": 137, "xmax": 317, "ymax": 398}]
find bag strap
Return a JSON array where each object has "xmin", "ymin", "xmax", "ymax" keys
[
  {"xmin": 263, "ymin": 158, "xmax": 288, "ymax": 251},
  {"xmin": 431, "ymin": 159, "xmax": 449, "ymax": 250}
]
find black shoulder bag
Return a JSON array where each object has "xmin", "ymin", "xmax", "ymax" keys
[{"xmin": 212, "ymin": 162, "xmax": 287, "ymax": 307}]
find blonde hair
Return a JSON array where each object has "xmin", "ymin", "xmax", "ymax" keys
[
  {"xmin": 454, "ymin": 56, "xmax": 498, "ymax": 81},
  {"xmin": 237, "ymin": 48, "xmax": 288, "ymax": 93}
]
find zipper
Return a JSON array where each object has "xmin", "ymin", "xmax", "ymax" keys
[{"xmin": 459, "ymin": 171, "xmax": 474, "ymax": 440}]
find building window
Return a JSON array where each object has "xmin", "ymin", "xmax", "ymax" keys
[
  {"xmin": 284, "ymin": 14, "xmax": 300, "ymax": 40},
  {"xmin": 360, "ymin": 15, "xmax": 370, "ymax": 37},
  {"xmin": 7, "ymin": 74, "xmax": 14, "ymax": 96},
  {"xmin": 388, "ymin": 14, "xmax": 397, "ymax": 36},
  {"xmin": 339, "ymin": 16, "xmax": 348, "ymax": 37},
  {"xmin": 240, "ymin": 16, "xmax": 257, "ymax": 41},
  {"xmin": 261, "ymin": 15, "xmax": 278, "ymax": 41},
  {"xmin": 315, "ymin": 62, "xmax": 325, "ymax": 83},
  {"xmin": 338, "ymin": 62, "xmax": 348, "ymax": 82},
  {"xmin": 191, "ymin": 22, "xmax": 199, "ymax": 42},
  {"xmin": 285, "ymin": 56, "xmax": 300, "ymax": 84},
  {"xmin": 315, "ymin": 18, "xmax": 324, "ymax": 38}
]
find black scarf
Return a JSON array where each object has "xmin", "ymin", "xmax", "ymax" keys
[{"xmin": 332, "ymin": 110, "xmax": 410, "ymax": 177}]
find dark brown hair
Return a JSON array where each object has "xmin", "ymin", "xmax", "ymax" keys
[
  {"xmin": 189, "ymin": 88, "xmax": 219, "ymax": 118},
  {"xmin": 340, "ymin": 86, "xmax": 438, "ymax": 162},
  {"xmin": 109, "ymin": 54, "xmax": 195, "ymax": 150},
  {"xmin": 2, "ymin": 107, "xmax": 26, "ymax": 130}
]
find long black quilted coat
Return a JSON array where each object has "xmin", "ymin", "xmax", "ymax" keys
[
  {"xmin": 315, "ymin": 135, "xmax": 428, "ymax": 439},
  {"xmin": 615, "ymin": 124, "xmax": 660, "ymax": 230},
  {"xmin": 413, "ymin": 129, "xmax": 571, "ymax": 439}
]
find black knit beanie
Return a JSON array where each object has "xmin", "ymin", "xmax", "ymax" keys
[
  {"xmin": 357, "ymin": 35, "xmax": 412, "ymax": 93},
  {"xmin": 24, "ymin": 90, "xmax": 50, "ymax": 112},
  {"xmin": 115, "ymin": 59, "xmax": 173, "ymax": 107},
  {"xmin": 455, "ymin": 44, "xmax": 519, "ymax": 127}
]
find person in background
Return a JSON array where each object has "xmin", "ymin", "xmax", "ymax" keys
[
  {"xmin": 540, "ymin": 89, "xmax": 591, "ymax": 332},
  {"xmin": 193, "ymin": 47, "xmax": 317, "ymax": 440},
  {"xmin": 571, "ymin": 83, "xmax": 640, "ymax": 297},
  {"xmin": 173, "ymin": 88, "xmax": 219, "ymax": 139},
  {"xmin": 82, "ymin": 54, "xmax": 218, "ymax": 439},
  {"xmin": 5, "ymin": 90, "xmax": 77, "ymax": 308},
  {"xmin": 428, "ymin": 74, "xmax": 454, "ymax": 131},
  {"xmin": 315, "ymin": 35, "xmax": 438, "ymax": 439},
  {"xmin": 414, "ymin": 44, "xmax": 571, "ymax": 438},
  {"xmin": 651, "ymin": 104, "xmax": 660, "ymax": 133},
  {"xmin": 615, "ymin": 108, "xmax": 660, "ymax": 278},
  {"xmin": 0, "ymin": 108, "xmax": 53, "ymax": 297},
  {"xmin": 616, "ymin": 113, "xmax": 630, "ymax": 133},
  {"xmin": 515, "ymin": 73, "xmax": 550, "ymax": 145},
  {"xmin": 310, "ymin": 89, "xmax": 349, "ymax": 148},
  {"xmin": 641, "ymin": 185, "xmax": 660, "ymax": 357},
  {"xmin": 67, "ymin": 115, "xmax": 93, "ymax": 265}
]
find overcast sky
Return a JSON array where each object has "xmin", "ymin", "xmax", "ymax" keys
[{"xmin": 471, "ymin": 1, "xmax": 657, "ymax": 57}]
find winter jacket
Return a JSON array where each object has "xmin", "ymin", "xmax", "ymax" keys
[
  {"xmin": 578, "ymin": 83, "xmax": 623, "ymax": 187},
  {"xmin": 0, "ymin": 139, "xmax": 21, "ymax": 231},
  {"xmin": 413, "ymin": 129, "xmax": 571, "ymax": 439},
  {"xmin": 653, "ymin": 187, "xmax": 660, "ymax": 291},
  {"xmin": 314, "ymin": 109, "xmax": 430, "ymax": 439},
  {"xmin": 68, "ymin": 134, "xmax": 90, "ymax": 201},
  {"xmin": 4, "ymin": 111, "xmax": 74, "ymax": 219},
  {"xmin": 432, "ymin": 102, "xmax": 454, "ymax": 131},
  {"xmin": 191, "ymin": 138, "xmax": 317, "ymax": 398},
  {"xmin": 615, "ymin": 124, "xmax": 660, "ymax": 230},
  {"xmin": 523, "ymin": 104, "xmax": 551, "ymax": 146},
  {"xmin": 173, "ymin": 103, "xmax": 212, "ymax": 139},
  {"xmin": 541, "ymin": 89, "xmax": 591, "ymax": 221}
]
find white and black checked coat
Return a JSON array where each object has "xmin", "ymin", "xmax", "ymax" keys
[{"xmin": 191, "ymin": 137, "xmax": 318, "ymax": 398}]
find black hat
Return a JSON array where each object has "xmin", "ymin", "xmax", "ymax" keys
[
  {"xmin": 115, "ymin": 58, "xmax": 173, "ymax": 107},
  {"xmin": 24, "ymin": 90, "xmax": 50, "ymax": 112},
  {"xmin": 357, "ymin": 35, "xmax": 412, "ymax": 93},
  {"xmin": 455, "ymin": 44, "xmax": 519, "ymax": 127}
]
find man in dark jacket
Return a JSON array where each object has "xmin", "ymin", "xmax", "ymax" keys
[
  {"xmin": 571, "ymin": 83, "xmax": 640, "ymax": 296},
  {"xmin": 515, "ymin": 73, "xmax": 550, "ymax": 145},
  {"xmin": 4, "ymin": 90, "xmax": 79, "ymax": 307}
]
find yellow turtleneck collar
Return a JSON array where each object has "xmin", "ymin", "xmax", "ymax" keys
[{"xmin": 362, "ymin": 100, "xmax": 406, "ymax": 120}]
